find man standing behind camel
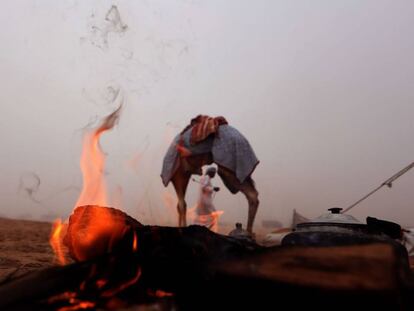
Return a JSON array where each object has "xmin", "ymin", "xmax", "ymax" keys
[{"xmin": 193, "ymin": 167, "xmax": 221, "ymax": 231}]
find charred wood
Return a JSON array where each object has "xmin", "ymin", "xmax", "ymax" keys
[{"xmin": 0, "ymin": 206, "xmax": 412, "ymax": 310}]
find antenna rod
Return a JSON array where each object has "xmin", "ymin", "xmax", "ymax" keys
[{"xmin": 342, "ymin": 161, "xmax": 414, "ymax": 213}]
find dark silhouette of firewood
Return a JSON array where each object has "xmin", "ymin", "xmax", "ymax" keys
[
  {"xmin": 0, "ymin": 206, "xmax": 412, "ymax": 310},
  {"xmin": 1, "ymin": 240, "xmax": 412, "ymax": 310},
  {"xmin": 181, "ymin": 243, "xmax": 414, "ymax": 311},
  {"xmin": 0, "ymin": 210, "xmax": 261, "ymax": 310},
  {"xmin": 63, "ymin": 205, "xmax": 259, "ymax": 262},
  {"xmin": 0, "ymin": 260, "xmax": 93, "ymax": 310}
]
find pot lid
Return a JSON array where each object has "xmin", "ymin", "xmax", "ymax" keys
[{"xmin": 307, "ymin": 207, "xmax": 363, "ymax": 225}]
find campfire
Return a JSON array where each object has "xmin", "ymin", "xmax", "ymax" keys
[
  {"xmin": 0, "ymin": 107, "xmax": 412, "ymax": 311},
  {"xmin": 49, "ymin": 106, "xmax": 123, "ymax": 264},
  {"xmin": 44, "ymin": 107, "xmax": 246, "ymax": 310}
]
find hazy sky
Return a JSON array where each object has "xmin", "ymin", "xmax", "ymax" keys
[{"xmin": 2, "ymin": 1, "xmax": 414, "ymax": 229}]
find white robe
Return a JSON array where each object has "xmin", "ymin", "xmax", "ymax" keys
[{"xmin": 194, "ymin": 175, "xmax": 218, "ymax": 230}]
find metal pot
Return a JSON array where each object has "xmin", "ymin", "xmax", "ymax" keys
[{"xmin": 282, "ymin": 207, "xmax": 401, "ymax": 247}]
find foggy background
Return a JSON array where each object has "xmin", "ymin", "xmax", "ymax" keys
[{"xmin": 1, "ymin": 1, "xmax": 414, "ymax": 229}]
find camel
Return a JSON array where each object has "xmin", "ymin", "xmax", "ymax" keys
[{"xmin": 161, "ymin": 116, "xmax": 259, "ymax": 233}]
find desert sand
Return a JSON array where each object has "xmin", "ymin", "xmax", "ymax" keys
[{"xmin": 0, "ymin": 217, "xmax": 55, "ymax": 284}]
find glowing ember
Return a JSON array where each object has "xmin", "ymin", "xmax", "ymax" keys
[
  {"xmin": 50, "ymin": 219, "xmax": 67, "ymax": 265},
  {"xmin": 49, "ymin": 292, "xmax": 96, "ymax": 311},
  {"xmin": 132, "ymin": 231, "xmax": 138, "ymax": 252},
  {"xmin": 58, "ymin": 301, "xmax": 96, "ymax": 311},
  {"xmin": 95, "ymin": 279, "xmax": 108, "ymax": 289},
  {"xmin": 101, "ymin": 267, "xmax": 142, "ymax": 298},
  {"xmin": 148, "ymin": 289, "xmax": 174, "ymax": 298}
]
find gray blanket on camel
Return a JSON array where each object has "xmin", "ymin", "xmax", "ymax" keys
[{"xmin": 161, "ymin": 125, "xmax": 259, "ymax": 186}]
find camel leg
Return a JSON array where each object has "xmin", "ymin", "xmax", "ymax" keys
[
  {"xmin": 171, "ymin": 167, "xmax": 190, "ymax": 227},
  {"xmin": 217, "ymin": 166, "xmax": 259, "ymax": 233},
  {"xmin": 239, "ymin": 178, "xmax": 259, "ymax": 234}
]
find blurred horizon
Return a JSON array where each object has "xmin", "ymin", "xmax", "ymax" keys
[{"xmin": 2, "ymin": 1, "xmax": 414, "ymax": 229}]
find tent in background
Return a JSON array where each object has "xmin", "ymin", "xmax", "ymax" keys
[
  {"xmin": 262, "ymin": 209, "xmax": 309, "ymax": 246},
  {"xmin": 291, "ymin": 209, "xmax": 309, "ymax": 228}
]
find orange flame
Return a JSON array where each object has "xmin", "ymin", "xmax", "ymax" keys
[
  {"xmin": 67, "ymin": 106, "xmax": 126, "ymax": 261},
  {"xmin": 192, "ymin": 210, "xmax": 224, "ymax": 233},
  {"xmin": 50, "ymin": 219, "xmax": 67, "ymax": 265},
  {"xmin": 50, "ymin": 106, "xmax": 126, "ymax": 263},
  {"xmin": 75, "ymin": 129, "xmax": 108, "ymax": 207},
  {"xmin": 75, "ymin": 105, "xmax": 122, "ymax": 207},
  {"xmin": 75, "ymin": 129, "xmax": 107, "ymax": 207}
]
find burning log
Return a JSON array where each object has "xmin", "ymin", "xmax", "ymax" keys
[
  {"xmin": 0, "ymin": 206, "xmax": 260, "ymax": 310},
  {"xmin": 0, "ymin": 206, "xmax": 412, "ymax": 310},
  {"xmin": 63, "ymin": 205, "xmax": 143, "ymax": 261},
  {"xmin": 62, "ymin": 205, "xmax": 258, "ymax": 262}
]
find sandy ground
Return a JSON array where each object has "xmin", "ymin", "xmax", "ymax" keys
[
  {"xmin": 0, "ymin": 217, "xmax": 55, "ymax": 283},
  {"xmin": 0, "ymin": 218, "xmax": 270, "ymax": 285}
]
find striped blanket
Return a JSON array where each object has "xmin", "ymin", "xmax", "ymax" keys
[
  {"xmin": 188, "ymin": 115, "xmax": 228, "ymax": 145},
  {"xmin": 161, "ymin": 123, "xmax": 259, "ymax": 186}
]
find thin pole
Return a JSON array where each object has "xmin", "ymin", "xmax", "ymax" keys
[
  {"xmin": 342, "ymin": 161, "xmax": 414, "ymax": 213},
  {"xmin": 342, "ymin": 184, "xmax": 385, "ymax": 214}
]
